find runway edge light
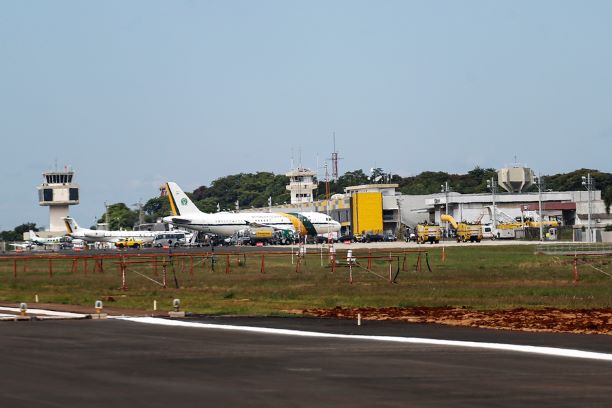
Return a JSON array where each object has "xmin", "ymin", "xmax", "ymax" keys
[
  {"xmin": 91, "ymin": 299, "xmax": 107, "ymax": 320},
  {"xmin": 15, "ymin": 302, "xmax": 31, "ymax": 321},
  {"xmin": 169, "ymin": 298, "xmax": 185, "ymax": 318}
]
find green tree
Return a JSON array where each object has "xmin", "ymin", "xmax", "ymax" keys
[
  {"xmin": 1, "ymin": 222, "xmax": 39, "ymax": 241},
  {"xmin": 143, "ymin": 197, "xmax": 170, "ymax": 221},
  {"xmin": 99, "ymin": 203, "xmax": 138, "ymax": 230}
]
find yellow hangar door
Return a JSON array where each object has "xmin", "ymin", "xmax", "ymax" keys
[{"xmin": 351, "ymin": 192, "xmax": 383, "ymax": 234}]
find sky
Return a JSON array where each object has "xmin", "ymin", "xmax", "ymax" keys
[{"xmin": 1, "ymin": 0, "xmax": 611, "ymax": 230}]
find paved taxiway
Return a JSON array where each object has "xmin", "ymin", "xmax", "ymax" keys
[
  {"xmin": 1, "ymin": 238, "xmax": 545, "ymax": 258},
  {"xmin": 0, "ymin": 316, "xmax": 610, "ymax": 407}
]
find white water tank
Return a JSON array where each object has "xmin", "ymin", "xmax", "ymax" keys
[{"xmin": 497, "ymin": 166, "xmax": 534, "ymax": 193}]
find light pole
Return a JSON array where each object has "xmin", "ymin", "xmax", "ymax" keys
[
  {"xmin": 582, "ymin": 173, "xmax": 594, "ymax": 242},
  {"xmin": 534, "ymin": 174, "xmax": 544, "ymax": 241},
  {"xmin": 441, "ymin": 182, "xmax": 451, "ymax": 238},
  {"xmin": 486, "ymin": 177, "xmax": 497, "ymax": 230}
]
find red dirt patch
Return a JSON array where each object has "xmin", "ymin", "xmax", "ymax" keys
[{"xmin": 298, "ymin": 307, "xmax": 612, "ymax": 335}]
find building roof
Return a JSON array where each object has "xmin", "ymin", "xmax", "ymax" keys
[{"xmin": 344, "ymin": 184, "xmax": 399, "ymax": 192}]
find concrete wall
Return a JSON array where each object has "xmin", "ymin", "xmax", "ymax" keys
[{"xmin": 397, "ymin": 195, "xmax": 430, "ymax": 227}]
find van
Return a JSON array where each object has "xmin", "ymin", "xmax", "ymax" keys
[{"xmin": 153, "ymin": 232, "xmax": 186, "ymax": 248}]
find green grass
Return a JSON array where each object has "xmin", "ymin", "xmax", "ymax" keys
[{"xmin": 0, "ymin": 245, "xmax": 610, "ymax": 314}]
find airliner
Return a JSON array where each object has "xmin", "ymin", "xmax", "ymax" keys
[
  {"xmin": 63, "ymin": 217, "xmax": 158, "ymax": 243},
  {"xmin": 162, "ymin": 182, "xmax": 341, "ymax": 238}
]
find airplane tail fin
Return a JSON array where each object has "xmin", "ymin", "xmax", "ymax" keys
[
  {"xmin": 166, "ymin": 182, "xmax": 204, "ymax": 216},
  {"xmin": 29, "ymin": 230, "xmax": 39, "ymax": 239},
  {"xmin": 63, "ymin": 216, "xmax": 80, "ymax": 235}
]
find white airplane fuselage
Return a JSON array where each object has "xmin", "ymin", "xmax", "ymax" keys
[
  {"xmin": 163, "ymin": 182, "xmax": 341, "ymax": 238},
  {"xmin": 63, "ymin": 217, "xmax": 158, "ymax": 243},
  {"xmin": 163, "ymin": 211, "xmax": 339, "ymax": 237}
]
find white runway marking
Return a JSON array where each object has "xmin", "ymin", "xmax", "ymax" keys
[
  {"xmin": 0, "ymin": 307, "xmax": 87, "ymax": 318},
  {"xmin": 117, "ymin": 316, "xmax": 612, "ymax": 362}
]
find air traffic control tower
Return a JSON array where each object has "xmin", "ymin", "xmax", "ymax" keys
[{"xmin": 37, "ymin": 167, "xmax": 79, "ymax": 232}]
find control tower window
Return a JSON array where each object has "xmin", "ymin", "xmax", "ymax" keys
[
  {"xmin": 43, "ymin": 188, "xmax": 53, "ymax": 202},
  {"xmin": 69, "ymin": 188, "xmax": 79, "ymax": 201}
]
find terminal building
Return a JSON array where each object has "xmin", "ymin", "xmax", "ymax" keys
[{"xmin": 265, "ymin": 165, "xmax": 610, "ymax": 242}]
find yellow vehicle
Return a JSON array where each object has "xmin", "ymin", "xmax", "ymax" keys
[
  {"xmin": 415, "ymin": 224, "xmax": 441, "ymax": 244},
  {"xmin": 441, "ymin": 214, "xmax": 482, "ymax": 243},
  {"xmin": 524, "ymin": 220, "xmax": 559, "ymax": 228},
  {"xmin": 115, "ymin": 238, "xmax": 144, "ymax": 249}
]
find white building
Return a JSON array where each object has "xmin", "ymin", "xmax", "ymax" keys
[
  {"xmin": 286, "ymin": 167, "xmax": 317, "ymax": 205},
  {"xmin": 37, "ymin": 167, "xmax": 79, "ymax": 234}
]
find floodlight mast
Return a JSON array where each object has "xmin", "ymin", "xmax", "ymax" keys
[
  {"xmin": 582, "ymin": 173, "xmax": 593, "ymax": 242},
  {"xmin": 535, "ymin": 174, "xmax": 543, "ymax": 241},
  {"xmin": 487, "ymin": 178, "xmax": 497, "ymax": 230},
  {"xmin": 441, "ymin": 182, "xmax": 450, "ymax": 237}
]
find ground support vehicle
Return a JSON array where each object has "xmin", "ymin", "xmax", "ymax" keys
[
  {"xmin": 456, "ymin": 224, "xmax": 483, "ymax": 242},
  {"xmin": 153, "ymin": 232, "xmax": 187, "ymax": 248},
  {"xmin": 115, "ymin": 238, "xmax": 144, "ymax": 249},
  {"xmin": 272, "ymin": 230, "xmax": 298, "ymax": 245},
  {"xmin": 415, "ymin": 224, "xmax": 441, "ymax": 244},
  {"xmin": 441, "ymin": 215, "xmax": 482, "ymax": 243}
]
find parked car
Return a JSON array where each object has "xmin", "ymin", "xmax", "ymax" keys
[
  {"xmin": 314, "ymin": 234, "xmax": 337, "ymax": 244},
  {"xmin": 383, "ymin": 232, "xmax": 397, "ymax": 241},
  {"xmin": 358, "ymin": 233, "xmax": 384, "ymax": 243},
  {"xmin": 337, "ymin": 234, "xmax": 355, "ymax": 243}
]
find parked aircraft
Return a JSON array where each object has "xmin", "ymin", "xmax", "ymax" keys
[
  {"xmin": 10, "ymin": 230, "xmax": 72, "ymax": 249},
  {"xmin": 162, "ymin": 182, "xmax": 341, "ymax": 238},
  {"xmin": 63, "ymin": 217, "xmax": 158, "ymax": 243}
]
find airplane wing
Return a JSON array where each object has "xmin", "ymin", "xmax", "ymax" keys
[
  {"xmin": 10, "ymin": 243, "xmax": 32, "ymax": 249},
  {"xmin": 167, "ymin": 217, "xmax": 192, "ymax": 225}
]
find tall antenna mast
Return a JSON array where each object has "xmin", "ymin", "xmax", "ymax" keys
[
  {"xmin": 324, "ymin": 162, "xmax": 330, "ymax": 200},
  {"xmin": 330, "ymin": 132, "xmax": 342, "ymax": 181}
]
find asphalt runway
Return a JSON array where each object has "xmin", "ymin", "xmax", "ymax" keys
[{"xmin": 0, "ymin": 316, "xmax": 610, "ymax": 407}]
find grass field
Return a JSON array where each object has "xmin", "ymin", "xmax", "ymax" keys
[{"xmin": 0, "ymin": 245, "xmax": 610, "ymax": 314}]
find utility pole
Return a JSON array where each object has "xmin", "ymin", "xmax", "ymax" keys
[
  {"xmin": 582, "ymin": 173, "xmax": 594, "ymax": 242},
  {"xmin": 104, "ymin": 202, "xmax": 109, "ymax": 228},
  {"xmin": 535, "ymin": 174, "xmax": 544, "ymax": 241},
  {"xmin": 132, "ymin": 200, "xmax": 144, "ymax": 226},
  {"xmin": 486, "ymin": 177, "xmax": 497, "ymax": 230},
  {"xmin": 441, "ymin": 182, "xmax": 451, "ymax": 238}
]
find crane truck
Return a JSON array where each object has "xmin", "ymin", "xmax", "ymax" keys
[{"xmin": 441, "ymin": 214, "xmax": 482, "ymax": 243}]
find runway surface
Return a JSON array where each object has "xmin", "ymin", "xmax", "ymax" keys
[{"xmin": 0, "ymin": 315, "xmax": 610, "ymax": 407}]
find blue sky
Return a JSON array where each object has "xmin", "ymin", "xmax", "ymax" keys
[{"xmin": 1, "ymin": 1, "xmax": 611, "ymax": 229}]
